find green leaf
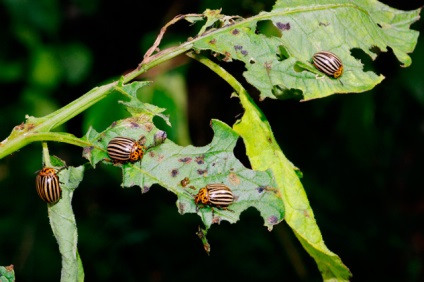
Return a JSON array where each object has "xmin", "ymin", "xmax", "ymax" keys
[
  {"xmin": 116, "ymin": 80, "xmax": 171, "ymax": 126},
  {"xmin": 192, "ymin": 1, "xmax": 420, "ymax": 100},
  {"xmin": 83, "ymin": 117, "xmax": 284, "ymax": 230},
  {"xmin": 233, "ymin": 85, "xmax": 351, "ymax": 280},
  {"xmin": 0, "ymin": 265, "xmax": 15, "ymax": 282},
  {"xmin": 189, "ymin": 45, "xmax": 351, "ymax": 280},
  {"xmin": 47, "ymin": 156, "xmax": 85, "ymax": 282}
]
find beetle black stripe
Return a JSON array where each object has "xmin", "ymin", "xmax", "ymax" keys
[
  {"xmin": 36, "ymin": 169, "xmax": 62, "ymax": 203},
  {"xmin": 312, "ymin": 51, "xmax": 342, "ymax": 77},
  {"xmin": 207, "ymin": 184, "xmax": 234, "ymax": 207},
  {"xmin": 107, "ymin": 137, "xmax": 136, "ymax": 161}
]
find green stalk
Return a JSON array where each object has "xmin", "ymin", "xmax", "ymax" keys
[
  {"xmin": 188, "ymin": 53, "xmax": 352, "ymax": 281},
  {"xmin": 0, "ymin": 42, "xmax": 194, "ymax": 160},
  {"xmin": 42, "ymin": 142, "xmax": 52, "ymax": 167}
]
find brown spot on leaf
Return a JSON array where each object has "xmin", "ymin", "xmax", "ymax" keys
[
  {"xmin": 196, "ymin": 226, "xmax": 205, "ymax": 239},
  {"xmin": 257, "ymin": 186, "xmax": 266, "ymax": 193},
  {"xmin": 195, "ymin": 155, "xmax": 205, "ymax": 165},
  {"xmin": 197, "ymin": 169, "xmax": 208, "ymax": 176},
  {"xmin": 276, "ymin": 22, "xmax": 290, "ymax": 31},
  {"xmin": 209, "ymin": 38, "xmax": 216, "ymax": 44},
  {"xmin": 142, "ymin": 186, "xmax": 150, "ymax": 193},
  {"xmin": 202, "ymin": 243, "xmax": 211, "ymax": 255},
  {"xmin": 178, "ymin": 202, "xmax": 185, "ymax": 214},
  {"xmin": 156, "ymin": 154, "xmax": 164, "ymax": 162},
  {"xmin": 228, "ymin": 172, "xmax": 240, "ymax": 186},
  {"xmin": 83, "ymin": 146, "xmax": 94, "ymax": 155},
  {"xmin": 223, "ymin": 51, "xmax": 232, "ymax": 62},
  {"xmin": 171, "ymin": 169, "xmax": 179, "ymax": 177},
  {"xmin": 257, "ymin": 186, "xmax": 279, "ymax": 194},
  {"xmin": 142, "ymin": 122, "xmax": 154, "ymax": 132},
  {"xmin": 232, "ymin": 29, "xmax": 240, "ymax": 35},
  {"xmin": 14, "ymin": 123, "xmax": 25, "ymax": 131},
  {"xmin": 111, "ymin": 121, "xmax": 117, "ymax": 127},
  {"xmin": 149, "ymin": 151, "xmax": 155, "ymax": 158},
  {"xmin": 268, "ymin": 215, "xmax": 279, "ymax": 225},
  {"xmin": 179, "ymin": 157, "xmax": 192, "ymax": 164},
  {"xmin": 212, "ymin": 216, "xmax": 221, "ymax": 224},
  {"xmin": 130, "ymin": 122, "xmax": 139, "ymax": 128},
  {"xmin": 264, "ymin": 61, "xmax": 272, "ymax": 75}
]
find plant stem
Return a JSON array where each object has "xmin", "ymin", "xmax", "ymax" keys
[
  {"xmin": 42, "ymin": 142, "xmax": 52, "ymax": 167},
  {"xmin": 0, "ymin": 42, "xmax": 194, "ymax": 160},
  {"xmin": 186, "ymin": 52, "xmax": 247, "ymax": 100}
]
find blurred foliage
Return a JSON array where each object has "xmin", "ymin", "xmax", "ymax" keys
[{"xmin": 0, "ymin": 0, "xmax": 423, "ymax": 282}]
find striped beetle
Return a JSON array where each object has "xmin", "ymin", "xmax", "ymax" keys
[
  {"xmin": 35, "ymin": 167, "xmax": 63, "ymax": 203},
  {"xmin": 194, "ymin": 183, "xmax": 235, "ymax": 212},
  {"xmin": 107, "ymin": 136, "xmax": 146, "ymax": 164},
  {"xmin": 312, "ymin": 51, "xmax": 344, "ymax": 81}
]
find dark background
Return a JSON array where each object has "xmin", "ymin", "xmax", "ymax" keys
[{"xmin": 1, "ymin": 0, "xmax": 423, "ymax": 281}]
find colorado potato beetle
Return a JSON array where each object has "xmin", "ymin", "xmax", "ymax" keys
[
  {"xmin": 194, "ymin": 183, "xmax": 235, "ymax": 212},
  {"xmin": 312, "ymin": 51, "xmax": 344, "ymax": 79},
  {"xmin": 107, "ymin": 136, "xmax": 146, "ymax": 164},
  {"xmin": 35, "ymin": 167, "xmax": 62, "ymax": 204}
]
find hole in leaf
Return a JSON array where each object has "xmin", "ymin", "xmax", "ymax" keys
[
  {"xmin": 369, "ymin": 46, "xmax": 382, "ymax": 55},
  {"xmin": 276, "ymin": 45, "xmax": 289, "ymax": 62},
  {"xmin": 233, "ymin": 138, "xmax": 250, "ymax": 169},
  {"xmin": 373, "ymin": 46, "xmax": 400, "ymax": 76},
  {"xmin": 272, "ymin": 85, "xmax": 303, "ymax": 100},
  {"xmin": 350, "ymin": 48, "xmax": 375, "ymax": 72},
  {"xmin": 256, "ymin": 20, "xmax": 281, "ymax": 37}
]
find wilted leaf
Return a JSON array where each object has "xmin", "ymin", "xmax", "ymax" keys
[
  {"xmin": 233, "ymin": 82, "xmax": 351, "ymax": 280},
  {"xmin": 47, "ymin": 156, "xmax": 85, "ymax": 282}
]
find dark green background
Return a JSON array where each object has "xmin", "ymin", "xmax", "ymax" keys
[{"xmin": 0, "ymin": 0, "xmax": 423, "ymax": 281}]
